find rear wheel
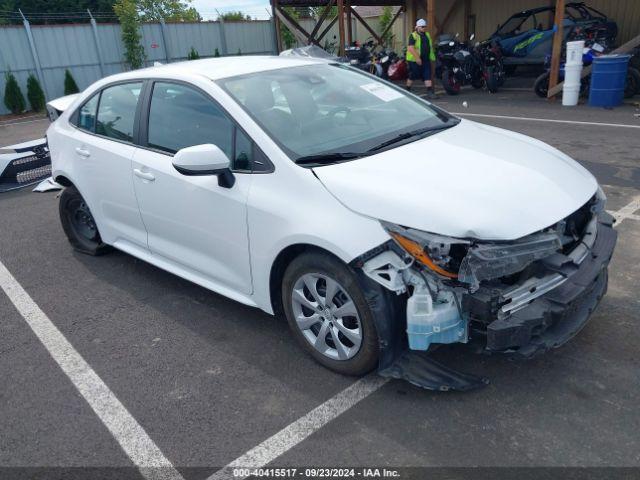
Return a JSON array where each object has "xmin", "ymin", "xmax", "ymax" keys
[
  {"xmin": 534, "ymin": 72, "xmax": 550, "ymax": 98},
  {"xmin": 442, "ymin": 69, "xmax": 461, "ymax": 95},
  {"xmin": 59, "ymin": 186, "xmax": 111, "ymax": 255},
  {"xmin": 625, "ymin": 67, "xmax": 640, "ymax": 98},
  {"xmin": 282, "ymin": 252, "xmax": 379, "ymax": 376}
]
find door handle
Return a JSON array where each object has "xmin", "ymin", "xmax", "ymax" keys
[
  {"xmin": 133, "ymin": 168, "xmax": 155, "ymax": 181},
  {"xmin": 75, "ymin": 147, "xmax": 90, "ymax": 158}
]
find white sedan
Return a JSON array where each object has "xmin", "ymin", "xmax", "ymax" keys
[{"xmin": 47, "ymin": 56, "xmax": 616, "ymax": 390}]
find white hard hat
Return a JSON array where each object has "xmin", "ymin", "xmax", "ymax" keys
[{"xmin": 416, "ymin": 19, "xmax": 427, "ymax": 27}]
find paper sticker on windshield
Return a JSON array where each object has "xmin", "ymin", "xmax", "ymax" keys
[{"xmin": 359, "ymin": 83, "xmax": 404, "ymax": 102}]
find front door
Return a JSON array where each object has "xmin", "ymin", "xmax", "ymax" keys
[{"xmin": 131, "ymin": 81, "xmax": 253, "ymax": 295}]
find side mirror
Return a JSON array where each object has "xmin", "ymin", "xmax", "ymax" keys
[{"xmin": 172, "ymin": 144, "xmax": 235, "ymax": 188}]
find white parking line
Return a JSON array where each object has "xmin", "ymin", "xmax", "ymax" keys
[
  {"xmin": 610, "ymin": 196, "xmax": 640, "ymax": 227},
  {"xmin": 450, "ymin": 112, "xmax": 640, "ymax": 129},
  {"xmin": 0, "ymin": 260, "xmax": 184, "ymax": 480},
  {"xmin": 207, "ymin": 375, "xmax": 389, "ymax": 480}
]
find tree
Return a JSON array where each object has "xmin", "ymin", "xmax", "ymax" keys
[
  {"xmin": 280, "ymin": 7, "xmax": 299, "ymax": 49},
  {"xmin": 310, "ymin": 6, "xmax": 337, "ymax": 20},
  {"xmin": 64, "ymin": 69, "xmax": 79, "ymax": 95},
  {"xmin": 219, "ymin": 11, "xmax": 251, "ymax": 21},
  {"xmin": 26, "ymin": 73, "xmax": 45, "ymax": 111},
  {"xmin": 137, "ymin": 0, "xmax": 200, "ymax": 22},
  {"xmin": 187, "ymin": 46, "xmax": 199, "ymax": 60},
  {"xmin": 378, "ymin": 6, "xmax": 395, "ymax": 48},
  {"xmin": 114, "ymin": 0, "xmax": 145, "ymax": 70},
  {"xmin": 3, "ymin": 72, "xmax": 25, "ymax": 115}
]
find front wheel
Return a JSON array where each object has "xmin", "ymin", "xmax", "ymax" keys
[
  {"xmin": 486, "ymin": 66, "xmax": 500, "ymax": 93},
  {"xmin": 59, "ymin": 186, "xmax": 111, "ymax": 256},
  {"xmin": 442, "ymin": 69, "xmax": 461, "ymax": 95},
  {"xmin": 282, "ymin": 252, "xmax": 380, "ymax": 376}
]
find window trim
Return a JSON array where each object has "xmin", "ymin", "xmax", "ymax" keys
[
  {"xmin": 138, "ymin": 78, "xmax": 274, "ymax": 174},
  {"xmin": 69, "ymin": 79, "xmax": 146, "ymax": 148}
]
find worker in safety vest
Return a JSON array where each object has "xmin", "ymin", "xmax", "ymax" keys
[{"xmin": 406, "ymin": 18, "xmax": 436, "ymax": 98}]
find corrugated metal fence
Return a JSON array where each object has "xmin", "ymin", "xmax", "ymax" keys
[{"xmin": 0, "ymin": 19, "xmax": 276, "ymax": 115}]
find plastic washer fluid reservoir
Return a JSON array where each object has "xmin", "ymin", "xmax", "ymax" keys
[{"xmin": 406, "ymin": 287, "xmax": 467, "ymax": 351}]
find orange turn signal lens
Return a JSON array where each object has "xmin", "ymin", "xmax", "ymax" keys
[{"xmin": 390, "ymin": 232, "xmax": 459, "ymax": 279}]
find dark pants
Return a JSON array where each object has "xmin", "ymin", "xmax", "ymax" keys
[{"xmin": 408, "ymin": 60, "xmax": 432, "ymax": 81}]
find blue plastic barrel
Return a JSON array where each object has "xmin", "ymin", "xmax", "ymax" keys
[{"xmin": 589, "ymin": 54, "xmax": 631, "ymax": 107}]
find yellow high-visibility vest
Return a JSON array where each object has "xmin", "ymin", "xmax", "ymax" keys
[{"xmin": 406, "ymin": 31, "xmax": 436, "ymax": 63}]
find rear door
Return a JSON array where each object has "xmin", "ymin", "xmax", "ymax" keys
[
  {"xmin": 131, "ymin": 80, "xmax": 253, "ymax": 295},
  {"xmin": 68, "ymin": 82, "xmax": 148, "ymax": 248}
]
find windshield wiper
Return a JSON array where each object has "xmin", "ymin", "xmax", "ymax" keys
[
  {"xmin": 367, "ymin": 121, "xmax": 460, "ymax": 153},
  {"xmin": 295, "ymin": 152, "xmax": 364, "ymax": 166}
]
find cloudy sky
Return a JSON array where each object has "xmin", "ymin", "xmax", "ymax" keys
[{"xmin": 191, "ymin": 0, "xmax": 272, "ymax": 20}]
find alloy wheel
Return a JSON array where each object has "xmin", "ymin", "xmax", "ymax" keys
[{"xmin": 291, "ymin": 273, "xmax": 363, "ymax": 361}]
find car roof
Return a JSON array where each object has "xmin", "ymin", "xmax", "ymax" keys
[{"xmin": 103, "ymin": 56, "xmax": 327, "ymax": 84}]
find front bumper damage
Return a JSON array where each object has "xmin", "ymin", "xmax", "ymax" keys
[{"xmin": 352, "ymin": 208, "xmax": 617, "ymax": 392}]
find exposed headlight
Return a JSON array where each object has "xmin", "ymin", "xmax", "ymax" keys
[
  {"xmin": 382, "ymin": 222, "xmax": 562, "ymax": 288},
  {"xmin": 381, "ymin": 222, "xmax": 469, "ymax": 279}
]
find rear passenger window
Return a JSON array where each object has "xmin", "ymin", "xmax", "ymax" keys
[
  {"xmin": 96, "ymin": 83, "xmax": 142, "ymax": 142},
  {"xmin": 76, "ymin": 94, "xmax": 99, "ymax": 132},
  {"xmin": 147, "ymin": 82, "xmax": 233, "ymax": 157}
]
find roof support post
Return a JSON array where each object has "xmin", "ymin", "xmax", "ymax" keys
[
  {"xmin": 87, "ymin": 10, "xmax": 106, "ymax": 75},
  {"xmin": 463, "ymin": 0, "xmax": 471, "ymax": 39},
  {"xmin": 548, "ymin": 0, "xmax": 565, "ymax": 101},
  {"xmin": 272, "ymin": 0, "xmax": 283, "ymax": 53},
  {"xmin": 19, "ymin": 9, "xmax": 47, "ymax": 101}
]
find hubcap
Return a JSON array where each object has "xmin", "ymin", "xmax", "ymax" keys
[{"xmin": 291, "ymin": 273, "xmax": 362, "ymax": 361}]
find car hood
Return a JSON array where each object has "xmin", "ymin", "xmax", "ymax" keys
[{"xmin": 313, "ymin": 119, "xmax": 598, "ymax": 241}]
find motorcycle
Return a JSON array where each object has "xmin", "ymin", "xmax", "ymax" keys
[
  {"xmin": 387, "ymin": 48, "xmax": 408, "ymax": 81},
  {"xmin": 534, "ymin": 41, "xmax": 640, "ymax": 99},
  {"xmin": 440, "ymin": 34, "xmax": 505, "ymax": 94},
  {"xmin": 344, "ymin": 39, "xmax": 375, "ymax": 72}
]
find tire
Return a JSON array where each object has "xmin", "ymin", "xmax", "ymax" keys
[
  {"xmin": 442, "ymin": 69, "xmax": 461, "ymax": 95},
  {"xmin": 625, "ymin": 67, "xmax": 640, "ymax": 98},
  {"xmin": 59, "ymin": 185, "xmax": 111, "ymax": 256},
  {"xmin": 534, "ymin": 72, "xmax": 550, "ymax": 98},
  {"xmin": 471, "ymin": 75, "xmax": 484, "ymax": 89},
  {"xmin": 486, "ymin": 66, "xmax": 500, "ymax": 93},
  {"xmin": 282, "ymin": 251, "xmax": 380, "ymax": 376}
]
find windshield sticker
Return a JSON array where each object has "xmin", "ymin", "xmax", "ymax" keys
[{"xmin": 359, "ymin": 83, "xmax": 404, "ymax": 102}]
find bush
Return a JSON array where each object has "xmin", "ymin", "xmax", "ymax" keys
[
  {"xmin": 237, "ymin": 48, "xmax": 242, "ymax": 56},
  {"xmin": 214, "ymin": 48, "xmax": 220, "ymax": 57},
  {"xmin": 26, "ymin": 74, "xmax": 45, "ymax": 112},
  {"xmin": 3, "ymin": 71, "xmax": 25, "ymax": 115},
  {"xmin": 114, "ymin": 0, "xmax": 146, "ymax": 70},
  {"xmin": 64, "ymin": 69, "xmax": 79, "ymax": 95},
  {"xmin": 187, "ymin": 46, "xmax": 200, "ymax": 60}
]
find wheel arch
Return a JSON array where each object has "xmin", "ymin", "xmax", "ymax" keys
[{"xmin": 268, "ymin": 243, "xmax": 348, "ymax": 318}]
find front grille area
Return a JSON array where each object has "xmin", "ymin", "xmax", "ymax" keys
[{"xmin": 0, "ymin": 145, "xmax": 51, "ymax": 192}]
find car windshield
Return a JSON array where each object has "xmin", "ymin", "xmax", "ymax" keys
[{"xmin": 218, "ymin": 63, "xmax": 455, "ymax": 162}]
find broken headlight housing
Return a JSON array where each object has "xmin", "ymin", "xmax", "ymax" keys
[{"xmin": 382, "ymin": 222, "xmax": 562, "ymax": 289}]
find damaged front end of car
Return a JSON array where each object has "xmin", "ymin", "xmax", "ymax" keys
[{"xmin": 351, "ymin": 188, "xmax": 617, "ymax": 391}]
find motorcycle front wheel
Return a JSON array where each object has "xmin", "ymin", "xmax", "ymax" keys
[
  {"xmin": 442, "ymin": 69, "xmax": 461, "ymax": 95},
  {"xmin": 486, "ymin": 66, "xmax": 500, "ymax": 93}
]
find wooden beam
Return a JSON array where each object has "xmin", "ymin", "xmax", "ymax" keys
[
  {"xmin": 349, "ymin": 6, "xmax": 383, "ymax": 45},
  {"xmin": 346, "ymin": 0, "xmax": 352, "ymax": 45},
  {"xmin": 272, "ymin": 0, "xmax": 283, "ymax": 52},
  {"xmin": 317, "ymin": 15, "xmax": 338, "ymax": 42},
  {"xmin": 427, "ymin": 0, "xmax": 436, "ymax": 81},
  {"xmin": 337, "ymin": 0, "xmax": 346, "ymax": 56},
  {"xmin": 548, "ymin": 0, "xmax": 565, "ymax": 101},
  {"xmin": 547, "ymin": 32, "xmax": 640, "ymax": 97},
  {"xmin": 379, "ymin": 6, "xmax": 404, "ymax": 47},
  {"xmin": 309, "ymin": 0, "xmax": 335, "ymax": 43},
  {"xmin": 275, "ymin": 6, "xmax": 311, "ymax": 45}
]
